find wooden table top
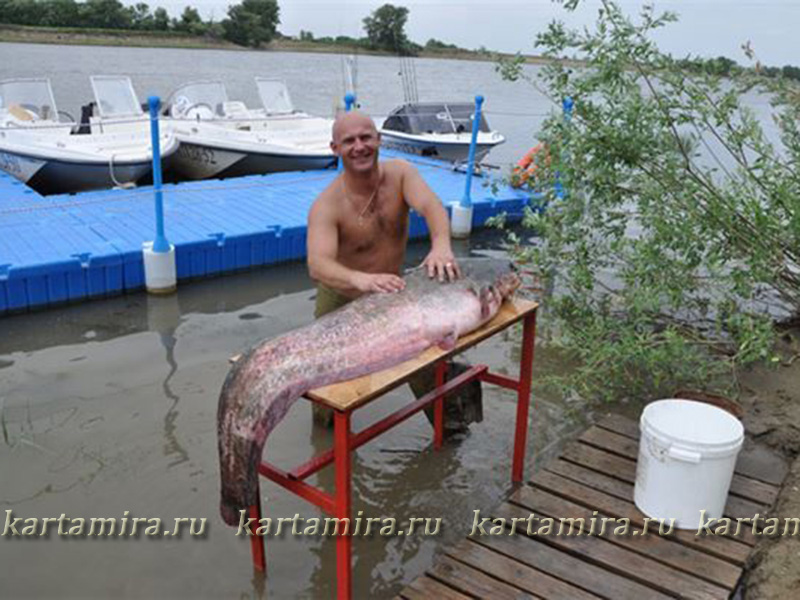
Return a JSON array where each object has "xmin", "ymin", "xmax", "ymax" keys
[{"xmin": 305, "ymin": 298, "xmax": 538, "ymax": 412}]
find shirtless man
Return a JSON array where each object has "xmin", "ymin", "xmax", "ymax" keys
[
  {"xmin": 307, "ymin": 110, "xmax": 460, "ymax": 312},
  {"xmin": 306, "ymin": 111, "xmax": 464, "ymax": 426}
]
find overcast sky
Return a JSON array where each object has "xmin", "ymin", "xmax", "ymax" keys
[{"xmin": 153, "ymin": 0, "xmax": 798, "ymax": 66}]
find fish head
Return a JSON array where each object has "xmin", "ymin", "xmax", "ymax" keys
[{"xmin": 459, "ymin": 258, "xmax": 521, "ymax": 298}]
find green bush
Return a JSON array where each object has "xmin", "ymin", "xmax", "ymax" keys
[{"xmin": 497, "ymin": 0, "xmax": 800, "ymax": 403}]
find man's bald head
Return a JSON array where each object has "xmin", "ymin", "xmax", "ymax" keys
[
  {"xmin": 331, "ymin": 110, "xmax": 377, "ymax": 144},
  {"xmin": 330, "ymin": 110, "xmax": 381, "ymax": 174}
]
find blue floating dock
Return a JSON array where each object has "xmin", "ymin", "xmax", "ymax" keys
[{"xmin": 0, "ymin": 151, "xmax": 537, "ymax": 315}]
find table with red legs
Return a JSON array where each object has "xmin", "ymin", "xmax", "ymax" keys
[{"xmin": 248, "ymin": 298, "xmax": 538, "ymax": 599}]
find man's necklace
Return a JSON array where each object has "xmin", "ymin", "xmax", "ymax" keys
[{"xmin": 342, "ymin": 168, "xmax": 382, "ymax": 225}]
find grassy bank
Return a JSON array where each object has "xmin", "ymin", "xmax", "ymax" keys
[
  {"xmin": 0, "ymin": 23, "xmax": 238, "ymax": 49},
  {"xmin": 0, "ymin": 23, "xmax": 569, "ymax": 65}
]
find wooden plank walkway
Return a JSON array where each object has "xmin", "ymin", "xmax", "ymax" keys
[{"xmin": 399, "ymin": 413, "xmax": 786, "ymax": 599}]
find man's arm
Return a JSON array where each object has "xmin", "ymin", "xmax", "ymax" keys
[
  {"xmin": 307, "ymin": 194, "xmax": 405, "ymax": 294},
  {"xmin": 400, "ymin": 161, "xmax": 460, "ymax": 281}
]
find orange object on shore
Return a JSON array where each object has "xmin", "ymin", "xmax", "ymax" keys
[{"xmin": 512, "ymin": 143, "xmax": 547, "ymax": 186}]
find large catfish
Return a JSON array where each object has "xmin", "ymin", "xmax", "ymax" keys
[{"xmin": 217, "ymin": 258, "xmax": 520, "ymax": 525}]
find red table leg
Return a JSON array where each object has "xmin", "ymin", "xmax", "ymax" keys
[
  {"xmin": 512, "ymin": 310, "xmax": 537, "ymax": 483},
  {"xmin": 334, "ymin": 410, "xmax": 352, "ymax": 599},
  {"xmin": 249, "ymin": 484, "xmax": 267, "ymax": 573},
  {"xmin": 433, "ymin": 360, "xmax": 447, "ymax": 449}
]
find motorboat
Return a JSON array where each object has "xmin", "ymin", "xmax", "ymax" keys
[
  {"xmin": 379, "ymin": 102, "xmax": 505, "ymax": 163},
  {"xmin": 163, "ymin": 78, "xmax": 336, "ymax": 180},
  {"xmin": 0, "ymin": 77, "xmax": 178, "ymax": 195}
]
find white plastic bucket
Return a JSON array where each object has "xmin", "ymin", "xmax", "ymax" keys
[{"xmin": 634, "ymin": 399, "xmax": 744, "ymax": 529}]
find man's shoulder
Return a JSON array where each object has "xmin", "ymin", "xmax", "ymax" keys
[
  {"xmin": 382, "ymin": 158, "xmax": 418, "ymax": 178},
  {"xmin": 310, "ymin": 177, "xmax": 342, "ymax": 217},
  {"xmin": 314, "ymin": 176, "xmax": 342, "ymax": 202}
]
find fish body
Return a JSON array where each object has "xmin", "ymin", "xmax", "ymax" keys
[{"xmin": 217, "ymin": 258, "xmax": 520, "ymax": 525}]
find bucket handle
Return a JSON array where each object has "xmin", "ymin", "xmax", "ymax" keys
[{"xmin": 667, "ymin": 446, "xmax": 702, "ymax": 464}]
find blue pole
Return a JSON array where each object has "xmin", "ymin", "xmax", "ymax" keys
[
  {"xmin": 344, "ymin": 93, "xmax": 356, "ymax": 112},
  {"xmin": 337, "ymin": 93, "xmax": 357, "ymax": 173},
  {"xmin": 555, "ymin": 96, "xmax": 573, "ymax": 200},
  {"xmin": 460, "ymin": 94, "xmax": 484, "ymax": 208},
  {"xmin": 562, "ymin": 96, "xmax": 574, "ymax": 123},
  {"xmin": 148, "ymin": 96, "xmax": 169, "ymax": 253}
]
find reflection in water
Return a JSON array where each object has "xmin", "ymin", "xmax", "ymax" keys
[
  {"xmin": 247, "ymin": 570, "xmax": 267, "ymax": 600},
  {"xmin": 0, "ymin": 229, "xmax": 589, "ymax": 599},
  {"xmin": 0, "ymin": 261, "xmax": 315, "ymax": 355},
  {"xmin": 303, "ymin": 395, "xmax": 463, "ymax": 598},
  {"xmin": 159, "ymin": 328, "xmax": 187, "ymax": 468},
  {"xmin": 147, "ymin": 295, "xmax": 190, "ymax": 468}
]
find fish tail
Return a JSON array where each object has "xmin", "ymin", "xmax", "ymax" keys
[{"xmin": 219, "ymin": 431, "xmax": 264, "ymax": 526}]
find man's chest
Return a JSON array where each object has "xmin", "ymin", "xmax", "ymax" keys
[{"xmin": 339, "ymin": 187, "xmax": 409, "ymax": 242}]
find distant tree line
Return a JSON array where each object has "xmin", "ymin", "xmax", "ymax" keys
[
  {"xmin": 296, "ymin": 3, "xmax": 473, "ymax": 57},
  {"xmin": 0, "ymin": 0, "xmax": 281, "ymax": 47},
  {"xmin": 0, "ymin": 1, "xmax": 475, "ymax": 56},
  {"xmin": 8, "ymin": 0, "xmax": 793, "ymax": 82},
  {"xmin": 675, "ymin": 54, "xmax": 800, "ymax": 82}
]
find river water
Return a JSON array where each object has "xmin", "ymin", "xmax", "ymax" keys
[
  {"xmin": 0, "ymin": 42, "xmax": 578, "ymax": 599},
  {"xmin": 0, "ymin": 226, "xmax": 589, "ymax": 599}
]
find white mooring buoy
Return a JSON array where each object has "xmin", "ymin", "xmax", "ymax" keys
[
  {"xmin": 143, "ymin": 241, "xmax": 177, "ymax": 294},
  {"xmin": 451, "ymin": 203, "xmax": 474, "ymax": 239}
]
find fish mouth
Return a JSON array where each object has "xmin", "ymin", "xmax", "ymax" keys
[{"xmin": 496, "ymin": 270, "xmax": 521, "ymax": 297}]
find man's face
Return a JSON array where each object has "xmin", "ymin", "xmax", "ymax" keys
[{"xmin": 331, "ymin": 116, "xmax": 381, "ymax": 174}]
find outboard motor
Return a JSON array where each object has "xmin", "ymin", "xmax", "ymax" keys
[{"xmin": 76, "ymin": 102, "xmax": 95, "ymax": 135}]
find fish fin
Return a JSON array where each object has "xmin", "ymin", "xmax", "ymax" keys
[
  {"xmin": 438, "ymin": 331, "xmax": 458, "ymax": 351},
  {"xmin": 480, "ymin": 285, "xmax": 501, "ymax": 320}
]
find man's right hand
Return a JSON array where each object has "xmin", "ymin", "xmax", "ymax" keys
[{"xmin": 352, "ymin": 272, "xmax": 406, "ymax": 294}]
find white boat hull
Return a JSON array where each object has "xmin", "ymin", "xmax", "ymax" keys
[
  {"xmin": 379, "ymin": 130, "xmax": 504, "ymax": 163},
  {"xmin": 167, "ymin": 139, "xmax": 336, "ymax": 180},
  {"xmin": 27, "ymin": 156, "xmax": 152, "ymax": 195},
  {"xmin": 0, "ymin": 129, "xmax": 179, "ymax": 195},
  {"xmin": 0, "ymin": 149, "xmax": 47, "ymax": 184}
]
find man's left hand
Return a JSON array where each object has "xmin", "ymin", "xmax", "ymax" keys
[{"xmin": 423, "ymin": 250, "xmax": 461, "ymax": 282}]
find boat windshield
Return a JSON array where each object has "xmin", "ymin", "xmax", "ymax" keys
[
  {"xmin": 383, "ymin": 103, "xmax": 490, "ymax": 135},
  {"xmin": 91, "ymin": 76, "xmax": 143, "ymax": 117},
  {"xmin": 0, "ymin": 78, "xmax": 59, "ymax": 121},
  {"xmin": 256, "ymin": 78, "xmax": 294, "ymax": 115},
  {"xmin": 166, "ymin": 81, "xmax": 229, "ymax": 118}
]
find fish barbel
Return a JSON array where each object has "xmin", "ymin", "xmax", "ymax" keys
[{"xmin": 217, "ymin": 258, "xmax": 520, "ymax": 525}]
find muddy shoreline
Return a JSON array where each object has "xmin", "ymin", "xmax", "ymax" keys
[{"xmin": 738, "ymin": 329, "xmax": 800, "ymax": 598}]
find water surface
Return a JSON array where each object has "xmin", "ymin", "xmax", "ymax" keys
[{"xmin": 0, "ymin": 229, "xmax": 589, "ymax": 599}]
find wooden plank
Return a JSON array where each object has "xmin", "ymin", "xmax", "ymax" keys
[
  {"xmin": 400, "ymin": 575, "xmax": 473, "ymax": 600},
  {"xmin": 471, "ymin": 527, "xmax": 673, "ymax": 600},
  {"xmin": 546, "ymin": 455, "xmax": 758, "ymax": 546},
  {"xmin": 511, "ymin": 482, "xmax": 741, "ymax": 590},
  {"xmin": 529, "ymin": 469, "xmax": 752, "ymax": 564},
  {"xmin": 580, "ymin": 424, "xmax": 640, "ymax": 457},
  {"xmin": 428, "ymin": 555, "xmax": 538, "ymax": 599},
  {"xmin": 495, "ymin": 501, "xmax": 729, "ymax": 600},
  {"xmin": 596, "ymin": 414, "xmax": 787, "ymax": 486},
  {"xmin": 306, "ymin": 298, "xmax": 538, "ymax": 411},
  {"xmin": 727, "ymin": 473, "xmax": 777, "ymax": 506},
  {"xmin": 568, "ymin": 432, "xmax": 777, "ymax": 511},
  {"xmin": 445, "ymin": 540, "xmax": 603, "ymax": 600},
  {"xmin": 596, "ymin": 413, "xmax": 640, "ymax": 439}
]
